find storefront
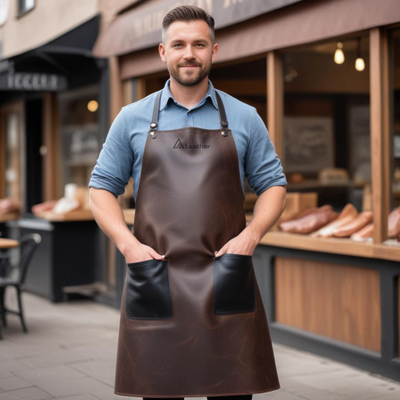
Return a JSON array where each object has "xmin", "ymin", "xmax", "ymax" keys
[
  {"xmin": 0, "ymin": 15, "xmax": 114, "ymax": 303},
  {"xmin": 92, "ymin": 0, "xmax": 400, "ymax": 381}
]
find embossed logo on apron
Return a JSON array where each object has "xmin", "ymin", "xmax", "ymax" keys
[{"xmin": 173, "ymin": 138, "xmax": 210, "ymax": 149}]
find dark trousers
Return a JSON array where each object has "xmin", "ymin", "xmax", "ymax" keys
[{"xmin": 144, "ymin": 396, "xmax": 253, "ymax": 400}]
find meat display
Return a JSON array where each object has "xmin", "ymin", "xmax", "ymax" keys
[
  {"xmin": 31, "ymin": 200, "xmax": 58, "ymax": 216},
  {"xmin": 311, "ymin": 204, "xmax": 358, "ymax": 238},
  {"xmin": 350, "ymin": 223, "xmax": 374, "ymax": 241},
  {"xmin": 276, "ymin": 198, "xmax": 400, "ymax": 244},
  {"xmin": 279, "ymin": 205, "xmax": 338, "ymax": 234},
  {"xmin": 332, "ymin": 211, "xmax": 373, "ymax": 238},
  {"xmin": 0, "ymin": 198, "xmax": 20, "ymax": 215},
  {"xmin": 388, "ymin": 207, "xmax": 400, "ymax": 238}
]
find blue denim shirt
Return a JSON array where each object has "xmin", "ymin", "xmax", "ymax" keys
[{"xmin": 88, "ymin": 78, "xmax": 287, "ymax": 201}]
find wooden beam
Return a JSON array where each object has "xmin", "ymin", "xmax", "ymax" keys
[
  {"xmin": 122, "ymin": 79, "xmax": 133, "ymax": 106},
  {"xmin": 267, "ymin": 51, "xmax": 283, "ymax": 160},
  {"xmin": 109, "ymin": 56, "xmax": 123, "ymax": 120},
  {"xmin": 136, "ymin": 78, "xmax": 147, "ymax": 100},
  {"xmin": 370, "ymin": 28, "xmax": 391, "ymax": 244}
]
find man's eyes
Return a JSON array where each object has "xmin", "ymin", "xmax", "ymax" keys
[{"xmin": 172, "ymin": 44, "xmax": 205, "ymax": 48}]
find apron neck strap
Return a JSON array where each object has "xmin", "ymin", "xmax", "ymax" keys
[{"xmin": 150, "ymin": 88, "xmax": 229, "ymax": 131}]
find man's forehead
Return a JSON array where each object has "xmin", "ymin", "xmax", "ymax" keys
[{"xmin": 166, "ymin": 20, "xmax": 211, "ymax": 39}]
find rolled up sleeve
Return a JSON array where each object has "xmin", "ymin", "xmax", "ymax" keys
[
  {"xmin": 245, "ymin": 108, "xmax": 287, "ymax": 196},
  {"xmin": 88, "ymin": 107, "xmax": 133, "ymax": 198}
]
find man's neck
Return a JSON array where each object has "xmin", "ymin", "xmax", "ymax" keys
[{"xmin": 169, "ymin": 77, "xmax": 209, "ymax": 110}]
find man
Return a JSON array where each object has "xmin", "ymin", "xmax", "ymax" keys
[{"xmin": 89, "ymin": 5, "xmax": 286, "ymax": 400}]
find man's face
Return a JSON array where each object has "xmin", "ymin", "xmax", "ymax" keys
[{"xmin": 159, "ymin": 20, "xmax": 218, "ymax": 87}]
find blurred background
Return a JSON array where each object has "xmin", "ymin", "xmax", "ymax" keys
[{"xmin": 0, "ymin": 0, "xmax": 400, "ymax": 388}]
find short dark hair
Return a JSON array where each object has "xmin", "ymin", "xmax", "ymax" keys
[{"xmin": 162, "ymin": 5, "xmax": 215, "ymax": 45}]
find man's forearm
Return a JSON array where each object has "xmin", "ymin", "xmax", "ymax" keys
[
  {"xmin": 243, "ymin": 186, "xmax": 286, "ymax": 243},
  {"xmin": 88, "ymin": 188, "xmax": 138, "ymax": 255}
]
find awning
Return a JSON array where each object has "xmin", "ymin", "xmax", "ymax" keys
[
  {"xmin": 119, "ymin": 0, "xmax": 400, "ymax": 80},
  {"xmin": 92, "ymin": 0, "xmax": 304, "ymax": 58},
  {"xmin": 0, "ymin": 16, "xmax": 102, "ymax": 92}
]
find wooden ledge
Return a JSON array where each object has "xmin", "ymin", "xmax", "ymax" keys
[
  {"xmin": 34, "ymin": 209, "xmax": 94, "ymax": 221},
  {"xmin": 260, "ymin": 231, "xmax": 400, "ymax": 262}
]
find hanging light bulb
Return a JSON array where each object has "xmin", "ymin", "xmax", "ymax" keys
[
  {"xmin": 355, "ymin": 37, "xmax": 365, "ymax": 71},
  {"xmin": 355, "ymin": 58, "xmax": 365, "ymax": 71},
  {"xmin": 334, "ymin": 42, "xmax": 345, "ymax": 64}
]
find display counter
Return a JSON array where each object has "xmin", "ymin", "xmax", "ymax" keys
[
  {"xmin": 255, "ymin": 230, "xmax": 400, "ymax": 382},
  {"xmin": 6, "ymin": 213, "xmax": 97, "ymax": 302},
  {"xmin": 0, "ymin": 213, "xmax": 20, "ymax": 238}
]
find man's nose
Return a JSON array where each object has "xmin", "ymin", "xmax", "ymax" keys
[{"xmin": 183, "ymin": 46, "xmax": 195, "ymax": 59}]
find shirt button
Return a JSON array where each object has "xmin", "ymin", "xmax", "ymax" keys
[{"xmin": 188, "ymin": 112, "xmax": 191, "ymax": 115}]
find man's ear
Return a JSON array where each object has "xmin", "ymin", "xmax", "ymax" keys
[
  {"xmin": 211, "ymin": 42, "xmax": 218, "ymax": 63},
  {"xmin": 159, "ymin": 43, "xmax": 167, "ymax": 63}
]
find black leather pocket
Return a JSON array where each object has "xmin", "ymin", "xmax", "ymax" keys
[
  {"xmin": 213, "ymin": 253, "xmax": 256, "ymax": 315},
  {"xmin": 125, "ymin": 259, "xmax": 173, "ymax": 320}
]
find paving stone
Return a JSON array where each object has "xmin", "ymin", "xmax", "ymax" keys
[
  {"xmin": 0, "ymin": 360, "xmax": 32, "ymax": 375},
  {"xmin": 0, "ymin": 386, "xmax": 52, "ymax": 400},
  {"xmin": 16, "ymin": 351, "xmax": 92, "ymax": 370},
  {"xmin": 23, "ymin": 376, "xmax": 112, "ymax": 398},
  {"xmin": 13, "ymin": 365, "xmax": 87, "ymax": 383},
  {"xmin": 0, "ymin": 376, "xmax": 32, "ymax": 391},
  {"xmin": 255, "ymin": 389, "xmax": 308, "ymax": 399},
  {"xmin": 55, "ymin": 395, "xmax": 99, "ymax": 400},
  {"xmin": 69, "ymin": 360, "xmax": 116, "ymax": 386}
]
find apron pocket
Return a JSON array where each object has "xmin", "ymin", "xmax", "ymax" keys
[
  {"xmin": 125, "ymin": 259, "xmax": 173, "ymax": 320},
  {"xmin": 213, "ymin": 253, "xmax": 256, "ymax": 315}
]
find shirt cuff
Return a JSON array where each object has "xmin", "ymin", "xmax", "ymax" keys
[
  {"xmin": 88, "ymin": 182, "xmax": 119, "ymax": 198},
  {"xmin": 254, "ymin": 177, "xmax": 287, "ymax": 196}
]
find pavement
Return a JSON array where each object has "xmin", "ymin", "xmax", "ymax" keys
[{"xmin": 0, "ymin": 290, "xmax": 400, "ymax": 400}]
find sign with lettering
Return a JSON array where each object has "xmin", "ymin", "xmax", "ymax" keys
[
  {"xmin": 0, "ymin": 71, "xmax": 67, "ymax": 91},
  {"xmin": 62, "ymin": 126, "xmax": 100, "ymax": 166},
  {"xmin": 94, "ymin": 0, "xmax": 304, "ymax": 56}
]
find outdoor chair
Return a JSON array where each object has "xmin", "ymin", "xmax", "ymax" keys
[{"xmin": 0, "ymin": 233, "xmax": 42, "ymax": 339}]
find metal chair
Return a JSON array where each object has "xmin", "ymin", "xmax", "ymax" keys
[{"xmin": 0, "ymin": 233, "xmax": 42, "ymax": 339}]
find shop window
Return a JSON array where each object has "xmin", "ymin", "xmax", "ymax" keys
[
  {"xmin": 57, "ymin": 84, "xmax": 101, "ymax": 196},
  {"xmin": 210, "ymin": 57, "xmax": 267, "ymax": 123},
  {"xmin": 390, "ymin": 29, "xmax": 400, "ymax": 210},
  {"xmin": 0, "ymin": 104, "xmax": 23, "ymax": 215},
  {"xmin": 281, "ymin": 35, "xmax": 370, "ymax": 212},
  {"xmin": 211, "ymin": 57, "xmax": 267, "ymax": 201}
]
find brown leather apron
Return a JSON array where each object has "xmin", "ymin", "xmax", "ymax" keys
[{"xmin": 114, "ymin": 89, "xmax": 280, "ymax": 398}]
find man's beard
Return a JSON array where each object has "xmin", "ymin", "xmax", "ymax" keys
[{"xmin": 170, "ymin": 61, "xmax": 212, "ymax": 87}]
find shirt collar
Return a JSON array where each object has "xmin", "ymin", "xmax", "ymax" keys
[{"xmin": 159, "ymin": 78, "xmax": 219, "ymax": 111}]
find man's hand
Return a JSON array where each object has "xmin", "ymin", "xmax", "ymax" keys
[
  {"xmin": 214, "ymin": 229, "xmax": 258, "ymax": 257},
  {"xmin": 124, "ymin": 242, "xmax": 166, "ymax": 264}
]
